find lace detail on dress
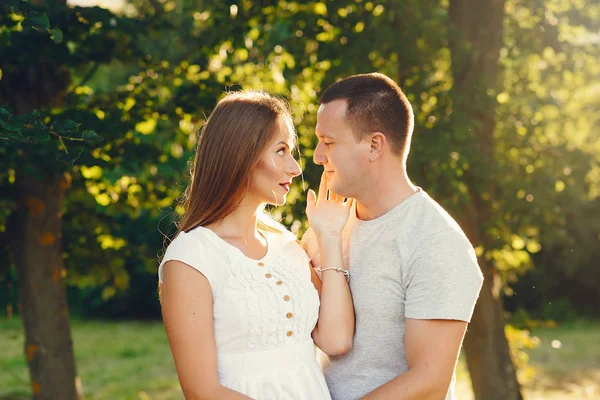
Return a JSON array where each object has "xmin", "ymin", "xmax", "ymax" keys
[
  {"xmin": 225, "ymin": 238, "xmax": 319, "ymax": 352},
  {"xmin": 228, "ymin": 258, "xmax": 262, "ymax": 351},
  {"xmin": 272, "ymin": 247, "xmax": 319, "ymax": 341}
]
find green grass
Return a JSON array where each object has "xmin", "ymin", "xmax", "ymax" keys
[
  {"xmin": 521, "ymin": 320, "xmax": 600, "ymax": 400},
  {"xmin": 0, "ymin": 318, "xmax": 180, "ymax": 400},
  {"xmin": 1, "ymin": 318, "xmax": 599, "ymax": 399},
  {"xmin": 455, "ymin": 320, "xmax": 600, "ymax": 400}
]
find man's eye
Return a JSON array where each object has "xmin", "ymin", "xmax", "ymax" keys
[{"xmin": 324, "ymin": 142, "xmax": 333, "ymax": 147}]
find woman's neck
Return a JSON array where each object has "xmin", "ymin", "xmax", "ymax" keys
[
  {"xmin": 207, "ymin": 198, "xmax": 263, "ymax": 241},
  {"xmin": 206, "ymin": 199, "xmax": 269, "ymax": 259}
]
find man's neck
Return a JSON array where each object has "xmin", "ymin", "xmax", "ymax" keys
[{"xmin": 355, "ymin": 171, "xmax": 418, "ymax": 221}]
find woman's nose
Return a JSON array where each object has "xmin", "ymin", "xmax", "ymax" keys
[{"xmin": 288, "ymin": 156, "xmax": 302, "ymax": 177}]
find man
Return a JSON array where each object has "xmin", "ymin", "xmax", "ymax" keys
[{"xmin": 303, "ymin": 72, "xmax": 484, "ymax": 400}]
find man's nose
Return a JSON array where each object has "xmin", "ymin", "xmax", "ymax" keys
[{"xmin": 313, "ymin": 142, "xmax": 326, "ymax": 166}]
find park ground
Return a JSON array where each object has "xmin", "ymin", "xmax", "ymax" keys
[{"xmin": 1, "ymin": 318, "xmax": 598, "ymax": 399}]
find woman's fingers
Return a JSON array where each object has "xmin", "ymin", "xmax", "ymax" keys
[
  {"xmin": 316, "ymin": 171, "xmax": 350, "ymax": 205},
  {"xmin": 318, "ymin": 171, "xmax": 328, "ymax": 205},
  {"xmin": 328, "ymin": 190, "xmax": 344, "ymax": 203},
  {"xmin": 307, "ymin": 189, "xmax": 317, "ymax": 208},
  {"xmin": 345, "ymin": 197, "xmax": 354, "ymax": 209}
]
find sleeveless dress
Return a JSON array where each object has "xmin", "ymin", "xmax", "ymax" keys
[{"xmin": 158, "ymin": 225, "xmax": 331, "ymax": 400}]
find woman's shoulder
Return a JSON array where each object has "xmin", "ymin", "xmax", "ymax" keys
[
  {"xmin": 159, "ymin": 226, "xmax": 230, "ymax": 286},
  {"xmin": 167, "ymin": 226, "xmax": 213, "ymax": 249},
  {"xmin": 163, "ymin": 225, "xmax": 239, "ymax": 262}
]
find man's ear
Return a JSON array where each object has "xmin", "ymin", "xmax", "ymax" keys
[{"xmin": 368, "ymin": 132, "xmax": 386, "ymax": 161}]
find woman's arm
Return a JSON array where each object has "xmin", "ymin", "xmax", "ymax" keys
[
  {"xmin": 310, "ymin": 235, "xmax": 354, "ymax": 356},
  {"xmin": 160, "ymin": 260, "xmax": 252, "ymax": 400},
  {"xmin": 305, "ymin": 172, "xmax": 355, "ymax": 356}
]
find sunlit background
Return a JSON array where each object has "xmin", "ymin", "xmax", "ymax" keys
[{"xmin": 1, "ymin": 0, "xmax": 598, "ymax": 399}]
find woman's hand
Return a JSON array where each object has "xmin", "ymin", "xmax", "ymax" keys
[
  {"xmin": 306, "ymin": 172, "xmax": 356, "ymax": 356},
  {"xmin": 306, "ymin": 172, "xmax": 353, "ymax": 239}
]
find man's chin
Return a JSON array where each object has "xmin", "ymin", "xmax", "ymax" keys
[{"xmin": 329, "ymin": 182, "xmax": 349, "ymax": 198}]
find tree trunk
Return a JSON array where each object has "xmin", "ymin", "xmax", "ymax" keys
[
  {"xmin": 465, "ymin": 259, "xmax": 522, "ymax": 399},
  {"xmin": 460, "ymin": 211, "xmax": 523, "ymax": 400},
  {"xmin": 9, "ymin": 171, "xmax": 79, "ymax": 400},
  {"xmin": 1, "ymin": 1, "xmax": 79, "ymax": 397},
  {"xmin": 448, "ymin": 0, "xmax": 523, "ymax": 399}
]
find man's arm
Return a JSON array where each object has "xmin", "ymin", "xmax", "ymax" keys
[
  {"xmin": 361, "ymin": 318, "xmax": 467, "ymax": 400},
  {"xmin": 360, "ymin": 227, "xmax": 483, "ymax": 399}
]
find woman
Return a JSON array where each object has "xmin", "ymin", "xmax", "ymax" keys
[{"xmin": 158, "ymin": 91, "xmax": 354, "ymax": 399}]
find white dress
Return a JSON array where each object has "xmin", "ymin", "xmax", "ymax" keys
[{"xmin": 159, "ymin": 225, "xmax": 331, "ymax": 400}]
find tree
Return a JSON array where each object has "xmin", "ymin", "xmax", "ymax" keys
[
  {"xmin": 1, "ymin": 2, "xmax": 323, "ymax": 396},
  {"xmin": 205, "ymin": 1, "xmax": 527, "ymax": 396},
  {"xmin": 496, "ymin": 0, "xmax": 600, "ymax": 320},
  {"xmin": 1, "ymin": 1, "xmax": 81, "ymax": 397},
  {"xmin": 447, "ymin": 1, "xmax": 523, "ymax": 398},
  {"xmin": 3, "ymin": 1, "xmax": 597, "ymax": 398},
  {"xmin": 0, "ymin": 0, "xmax": 213, "ymax": 397}
]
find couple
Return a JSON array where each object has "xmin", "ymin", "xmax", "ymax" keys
[{"xmin": 158, "ymin": 73, "xmax": 483, "ymax": 400}]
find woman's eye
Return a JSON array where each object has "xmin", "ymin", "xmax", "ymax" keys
[{"xmin": 277, "ymin": 148, "xmax": 286, "ymax": 155}]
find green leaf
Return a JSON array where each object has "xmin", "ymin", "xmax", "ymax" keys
[
  {"xmin": 22, "ymin": 120, "xmax": 50, "ymax": 140},
  {"xmin": 56, "ymin": 147, "xmax": 84, "ymax": 165},
  {"xmin": 82, "ymin": 130, "xmax": 103, "ymax": 144},
  {"xmin": 22, "ymin": 11, "xmax": 51, "ymax": 33},
  {"xmin": 0, "ymin": 105, "xmax": 12, "ymax": 120},
  {"xmin": 0, "ymin": 118, "xmax": 22, "ymax": 132},
  {"xmin": 51, "ymin": 28, "xmax": 63, "ymax": 44},
  {"xmin": 0, "ymin": 131, "xmax": 24, "ymax": 141},
  {"xmin": 52, "ymin": 119, "xmax": 80, "ymax": 133}
]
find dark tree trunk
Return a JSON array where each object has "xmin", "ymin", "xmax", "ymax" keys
[
  {"xmin": 448, "ymin": 0, "xmax": 523, "ymax": 399},
  {"xmin": 461, "ymin": 214, "xmax": 523, "ymax": 400},
  {"xmin": 1, "ymin": 1, "xmax": 79, "ymax": 398},
  {"xmin": 9, "ymin": 172, "xmax": 79, "ymax": 400}
]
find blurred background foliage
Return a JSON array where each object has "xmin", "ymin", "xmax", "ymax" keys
[
  {"xmin": 1, "ymin": 0, "xmax": 597, "ymax": 320},
  {"xmin": 0, "ymin": 0, "xmax": 598, "ymax": 399}
]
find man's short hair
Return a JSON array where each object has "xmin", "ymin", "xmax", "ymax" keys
[{"xmin": 319, "ymin": 72, "xmax": 414, "ymax": 156}]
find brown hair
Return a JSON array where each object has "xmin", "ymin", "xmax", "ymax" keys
[
  {"xmin": 177, "ymin": 90, "xmax": 293, "ymax": 236},
  {"xmin": 319, "ymin": 72, "xmax": 414, "ymax": 156}
]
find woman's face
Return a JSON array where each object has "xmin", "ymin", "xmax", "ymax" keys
[{"xmin": 247, "ymin": 117, "xmax": 302, "ymax": 206}]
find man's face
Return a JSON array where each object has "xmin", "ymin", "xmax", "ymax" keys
[{"xmin": 313, "ymin": 100, "xmax": 370, "ymax": 197}]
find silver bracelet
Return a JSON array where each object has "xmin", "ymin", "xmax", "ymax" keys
[{"xmin": 316, "ymin": 267, "xmax": 350, "ymax": 283}]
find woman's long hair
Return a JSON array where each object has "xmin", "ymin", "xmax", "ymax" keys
[{"xmin": 176, "ymin": 90, "xmax": 294, "ymax": 237}]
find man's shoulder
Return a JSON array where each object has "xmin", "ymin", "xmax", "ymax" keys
[
  {"xmin": 361, "ymin": 192, "xmax": 472, "ymax": 272},
  {"xmin": 401, "ymin": 193, "xmax": 479, "ymax": 270},
  {"xmin": 378, "ymin": 190, "xmax": 467, "ymax": 244},
  {"xmin": 407, "ymin": 191, "xmax": 467, "ymax": 237}
]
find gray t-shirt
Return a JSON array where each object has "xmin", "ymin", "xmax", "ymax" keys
[{"xmin": 303, "ymin": 189, "xmax": 483, "ymax": 400}]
